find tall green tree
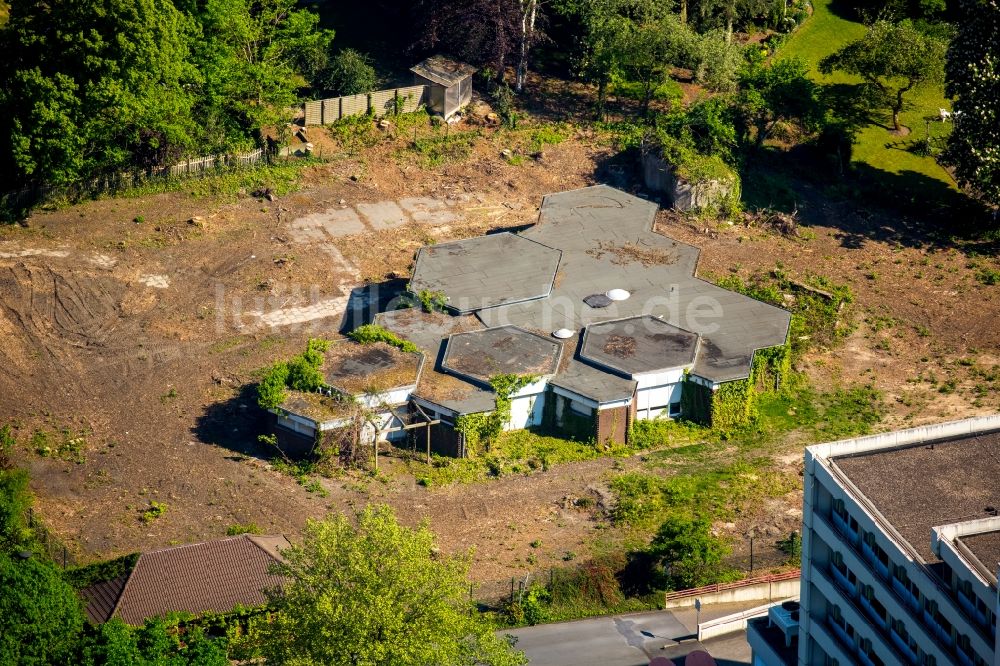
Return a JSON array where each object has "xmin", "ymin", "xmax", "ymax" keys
[
  {"xmin": 943, "ymin": 0, "xmax": 1000, "ymax": 206},
  {"xmin": 737, "ymin": 57, "xmax": 822, "ymax": 148},
  {"xmin": 260, "ymin": 505, "xmax": 526, "ymax": 666},
  {"xmin": 648, "ymin": 515, "xmax": 731, "ymax": 590},
  {"xmin": 0, "ymin": 553, "xmax": 86, "ymax": 664},
  {"xmin": 180, "ymin": 0, "xmax": 334, "ymax": 142},
  {"xmin": 819, "ymin": 19, "xmax": 947, "ymax": 132},
  {"xmin": 0, "ymin": 0, "xmax": 200, "ymax": 184}
]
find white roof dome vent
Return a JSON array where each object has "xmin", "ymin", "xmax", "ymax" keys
[
  {"xmin": 605, "ymin": 288, "xmax": 630, "ymax": 302},
  {"xmin": 553, "ymin": 328, "xmax": 575, "ymax": 339}
]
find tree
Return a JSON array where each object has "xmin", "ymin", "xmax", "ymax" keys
[
  {"xmin": 78, "ymin": 618, "xmax": 229, "ymax": 666},
  {"xmin": 737, "ymin": 57, "xmax": 822, "ymax": 147},
  {"xmin": 943, "ymin": 0, "xmax": 1000, "ymax": 206},
  {"xmin": 0, "ymin": 0, "xmax": 200, "ymax": 185},
  {"xmin": 648, "ymin": 515, "xmax": 731, "ymax": 589},
  {"xmin": 819, "ymin": 19, "xmax": 947, "ymax": 132},
  {"xmin": 0, "ymin": 553, "xmax": 86, "ymax": 664},
  {"xmin": 321, "ymin": 49, "xmax": 379, "ymax": 96},
  {"xmin": 416, "ymin": 0, "xmax": 525, "ymax": 84},
  {"xmin": 260, "ymin": 505, "xmax": 526, "ymax": 666}
]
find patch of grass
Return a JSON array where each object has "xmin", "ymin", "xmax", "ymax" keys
[
  {"xmin": 409, "ymin": 129, "xmax": 481, "ymax": 167},
  {"xmin": 408, "ymin": 429, "xmax": 624, "ymax": 488},
  {"xmin": 31, "ymin": 428, "xmax": 87, "ymax": 464},
  {"xmin": 226, "ymin": 522, "xmax": 262, "ymax": 536},
  {"xmin": 780, "ymin": 0, "xmax": 955, "ymax": 194},
  {"xmin": 140, "ymin": 501, "xmax": 168, "ymax": 524},
  {"xmin": 975, "ymin": 267, "xmax": 1000, "ymax": 286},
  {"xmin": 608, "ymin": 461, "xmax": 798, "ymax": 530},
  {"xmin": 113, "ymin": 159, "xmax": 316, "ymax": 202}
]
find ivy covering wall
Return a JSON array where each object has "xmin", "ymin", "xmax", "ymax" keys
[
  {"xmin": 681, "ymin": 339, "xmax": 792, "ymax": 434},
  {"xmin": 454, "ymin": 374, "xmax": 537, "ymax": 455}
]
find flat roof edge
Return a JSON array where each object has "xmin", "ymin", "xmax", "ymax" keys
[{"xmin": 807, "ymin": 414, "xmax": 1000, "ymax": 462}]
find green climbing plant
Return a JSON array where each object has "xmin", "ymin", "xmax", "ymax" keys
[{"xmin": 455, "ymin": 374, "xmax": 537, "ymax": 455}]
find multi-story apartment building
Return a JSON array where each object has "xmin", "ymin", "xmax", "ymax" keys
[{"xmin": 749, "ymin": 415, "xmax": 1000, "ymax": 666}]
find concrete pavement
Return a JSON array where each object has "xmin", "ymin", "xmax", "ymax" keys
[{"xmin": 504, "ymin": 602, "xmax": 757, "ymax": 666}]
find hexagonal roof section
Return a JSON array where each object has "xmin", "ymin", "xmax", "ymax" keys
[
  {"xmin": 409, "ymin": 233, "xmax": 561, "ymax": 314},
  {"xmin": 442, "ymin": 326, "xmax": 562, "ymax": 386},
  {"xmin": 322, "ymin": 341, "xmax": 423, "ymax": 395},
  {"xmin": 580, "ymin": 315, "xmax": 699, "ymax": 377}
]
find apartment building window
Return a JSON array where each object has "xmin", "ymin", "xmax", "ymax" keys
[
  {"xmin": 859, "ymin": 637, "xmax": 885, "ymax": 666},
  {"xmin": 920, "ymin": 654, "xmax": 936, "ymax": 666},
  {"xmin": 862, "ymin": 584, "xmax": 888, "ymax": 624}
]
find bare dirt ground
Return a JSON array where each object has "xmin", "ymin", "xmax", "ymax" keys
[{"xmin": 1, "ymin": 118, "xmax": 997, "ymax": 586}]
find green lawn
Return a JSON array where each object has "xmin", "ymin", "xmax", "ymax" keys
[{"xmin": 779, "ymin": 0, "xmax": 956, "ymax": 192}]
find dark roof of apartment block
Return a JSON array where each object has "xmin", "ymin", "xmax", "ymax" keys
[
  {"xmin": 409, "ymin": 233, "xmax": 561, "ymax": 314},
  {"xmin": 958, "ymin": 530, "xmax": 1000, "ymax": 580},
  {"xmin": 442, "ymin": 326, "xmax": 561, "ymax": 385},
  {"xmin": 81, "ymin": 535, "xmax": 289, "ymax": 625},
  {"xmin": 580, "ymin": 315, "xmax": 699, "ymax": 377},
  {"xmin": 833, "ymin": 429, "xmax": 1000, "ymax": 563}
]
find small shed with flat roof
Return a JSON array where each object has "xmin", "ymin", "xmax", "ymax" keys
[{"xmin": 411, "ymin": 55, "xmax": 477, "ymax": 120}]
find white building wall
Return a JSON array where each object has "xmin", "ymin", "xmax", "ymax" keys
[{"xmin": 800, "ymin": 424, "xmax": 1000, "ymax": 666}]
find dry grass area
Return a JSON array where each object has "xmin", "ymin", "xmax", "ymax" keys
[{"xmin": 0, "ymin": 114, "xmax": 997, "ymax": 585}]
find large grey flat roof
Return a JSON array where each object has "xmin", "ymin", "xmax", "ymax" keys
[
  {"xmin": 833, "ymin": 429, "xmax": 1000, "ymax": 563},
  {"xmin": 409, "ymin": 233, "xmax": 562, "ymax": 314},
  {"xmin": 442, "ymin": 326, "xmax": 561, "ymax": 385},
  {"xmin": 478, "ymin": 185, "xmax": 791, "ymax": 383},
  {"xmin": 580, "ymin": 315, "xmax": 698, "ymax": 377},
  {"xmin": 550, "ymin": 358, "xmax": 637, "ymax": 404}
]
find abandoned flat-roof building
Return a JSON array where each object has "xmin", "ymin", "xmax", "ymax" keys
[
  {"xmin": 771, "ymin": 415, "xmax": 1000, "ymax": 666},
  {"xmin": 272, "ymin": 185, "xmax": 791, "ymax": 455},
  {"xmin": 410, "ymin": 55, "xmax": 476, "ymax": 120}
]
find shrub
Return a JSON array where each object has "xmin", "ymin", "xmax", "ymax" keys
[
  {"xmin": 505, "ymin": 584, "xmax": 551, "ymax": 626},
  {"xmin": 227, "ymin": 523, "xmax": 262, "ymax": 536},
  {"xmin": 0, "ymin": 553, "xmax": 85, "ymax": 664},
  {"xmin": 320, "ymin": 48, "xmax": 379, "ymax": 97},
  {"xmin": 347, "ymin": 324, "xmax": 419, "ymax": 353},
  {"xmin": 648, "ymin": 515, "xmax": 733, "ymax": 590}
]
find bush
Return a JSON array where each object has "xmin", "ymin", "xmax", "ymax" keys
[
  {"xmin": 693, "ymin": 31, "xmax": 745, "ymax": 92},
  {"xmin": 505, "ymin": 585, "xmax": 551, "ymax": 626},
  {"xmin": 320, "ymin": 48, "xmax": 379, "ymax": 97},
  {"xmin": 0, "ymin": 553, "xmax": 85, "ymax": 664},
  {"xmin": 347, "ymin": 324, "xmax": 419, "ymax": 353},
  {"xmin": 0, "ymin": 467, "xmax": 31, "ymax": 553},
  {"xmin": 648, "ymin": 515, "xmax": 734, "ymax": 590}
]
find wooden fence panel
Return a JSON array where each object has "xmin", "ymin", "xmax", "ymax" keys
[{"xmin": 302, "ymin": 85, "xmax": 430, "ymax": 125}]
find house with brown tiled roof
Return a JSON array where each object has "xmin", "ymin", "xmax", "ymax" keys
[{"xmin": 80, "ymin": 534, "xmax": 289, "ymax": 625}]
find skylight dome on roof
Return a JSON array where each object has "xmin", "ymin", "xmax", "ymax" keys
[
  {"xmin": 606, "ymin": 288, "xmax": 630, "ymax": 301},
  {"xmin": 553, "ymin": 328, "xmax": 574, "ymax": 339}
]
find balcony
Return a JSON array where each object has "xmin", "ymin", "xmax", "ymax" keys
[
  {"xmin": 832, "ymin": 509, "xmax": 860, "ymax": 547},
  {"xmin": 815, "ymin": 510, "xmax": 993, "ymax": 655},
  {"xmin": 890, "ymin": 577, "xmax": 921, "ymax": 613},
  {"xmin": 859, "ymin": 594, "xmax": 888, "ymax": 631},
  {"xmin": 830, "ymin": 564, "xmax": 857, "ymax": 597},
  {"xmin": 922, "ymin": 608, "xmax": 954, "ymax": 647},
  {"xmin": 890, "ymin": 627, "xmax": 918, "ymax": 664}
]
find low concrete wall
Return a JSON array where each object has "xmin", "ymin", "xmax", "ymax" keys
[
  {"xmin": 697, "ymin": 597, "xmax": 798, "ymax": 641},
  {"xmin": 663, "ymin": 577, "xmax": 800, "ymax": 609},
  {"xmin": 641, "ymin": 151, "xmax": 734, "ymax": 212}
]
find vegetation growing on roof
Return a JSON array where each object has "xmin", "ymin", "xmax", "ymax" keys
[
  {"xmin": 346, "ymin": 324, "xmax": 419, "ymax": 353},
  {"xmin": 256, "ymin": 338, "xmax": 331, "ymax": 410}
]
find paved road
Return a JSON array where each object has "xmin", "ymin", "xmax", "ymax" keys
[{"xmin": 504, "ymin": 603, "xmax": 755, "ymax": 666}]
